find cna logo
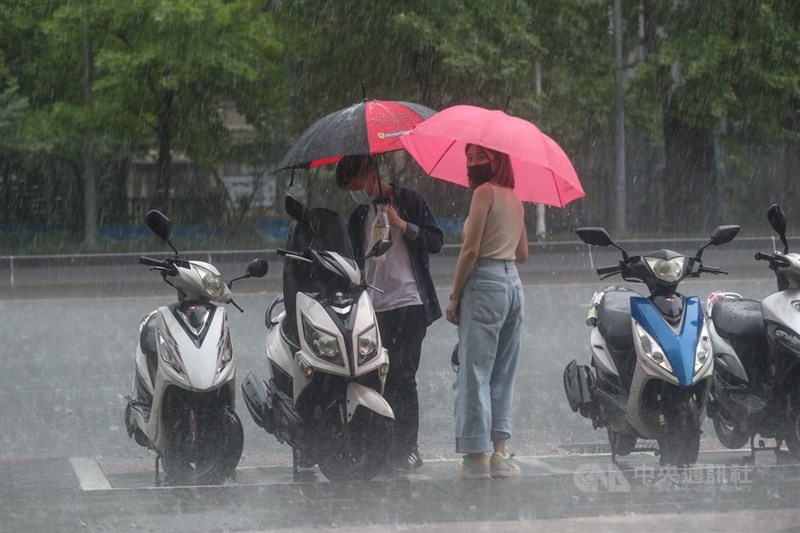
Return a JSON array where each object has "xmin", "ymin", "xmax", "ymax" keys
[{"xmin": 573, "ymin": 463, "xmax": 631, "ymax": 493}]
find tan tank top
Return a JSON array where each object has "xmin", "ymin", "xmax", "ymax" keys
[{"xmin": 479, "ymin": 184, "xmax": 524, "ymax": 260}]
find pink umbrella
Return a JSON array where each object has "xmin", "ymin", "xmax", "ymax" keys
[{"xmin": 400, "ymin": 105, "xmax": 585, "ymax": 207}]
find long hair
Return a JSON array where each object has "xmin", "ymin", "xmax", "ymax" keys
[{"xmin": 465, "ymin": 144, "xmax": 515, "ymax": 189}]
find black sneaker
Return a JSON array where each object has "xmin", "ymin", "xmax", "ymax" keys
[{"xmin": 394, "ymin": 449, "xmax": 423, "ymax": 471}]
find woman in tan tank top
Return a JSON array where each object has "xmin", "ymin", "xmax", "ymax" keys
[{"xmin": 447, "ymin": 144, "xmax": 528, "ymax": 479}]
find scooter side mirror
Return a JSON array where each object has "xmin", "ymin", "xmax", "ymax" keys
[
  {"xmin": 576, "ymin": 227, "xmax": 629, "ymax": 261},
  {"xmin": 230, "ymin": 258, "xmax": 270, "ymax": 288},
  {"xmin": 576, "ymin": 227, "xmax": 613, "ymax": 247},
  {"xmin": 145, "ymin": 210, "xmax": 171, "ymax": 242},
  {"xmin": 246, "ymin": 258, "xmax": 270, "ymax": 278},
  {"xmin": 709, "ymin": 225, "xmax": 740, "ymax": 246},
  {"xmin": 365, "ymin": 239, "xmax": 392, "ymax": 260},
  {"xmin": 767, "ymin": 204, "xmax": 787, "ymax": 235},
  {"xmin": 767, "ymin": 204, "xmax": 789, "ymax": 253},
  {"xmin": 285, "ymin": 194, "xmax": 310, "ymax": 225}
]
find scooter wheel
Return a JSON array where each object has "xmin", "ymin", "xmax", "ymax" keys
[
  {"xmin": 316, "ymin": 406, "xmax": 393, "ymax": 482},
  {"xmin": 786, "ymin": 391, "xmax": 800, "ymax": 460},
  {"xmin": 163, "ymin": 405, "xmax": 244, "ymax": 486},
  {"xmin": 712, "ymin": 417, "xmax": 749, "ymax": 450}
]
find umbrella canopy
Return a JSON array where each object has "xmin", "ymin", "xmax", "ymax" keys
[
  {"xmin": 276, "ymin": 100, "xmax": 436, "ymax": 172},
  {"xmin": 400, "ymin": 105, "xmax": 585, "ymax": 207}
]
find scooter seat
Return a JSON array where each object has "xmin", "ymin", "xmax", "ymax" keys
[
  {"xmin": 711, "ymin": 298, "xmax": 764, "ymax": 339},
  {"xmin": 597, "ymin": 289, "xmax": 640, "ymax": 351}
]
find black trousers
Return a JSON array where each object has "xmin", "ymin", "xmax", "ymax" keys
[{"xmin": 375, "ymin": 304, "xmax": 427, "ymax": 459}]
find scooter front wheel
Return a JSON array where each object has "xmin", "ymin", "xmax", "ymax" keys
[
  {"xmin": 316, "ymin": 405, "xmax": 393, "ymax": 482},
  {"xmin": 163, "ymin": 405, "xmax": 244, "ymax": 486},
  {"xmin": 712, "ymin": 416, "xmax": 749, "ymax": 450}
]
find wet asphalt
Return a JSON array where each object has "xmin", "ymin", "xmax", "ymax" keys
[{"xmin": 2, "ymin": 242, "xmax": 800, "ymax": 531}]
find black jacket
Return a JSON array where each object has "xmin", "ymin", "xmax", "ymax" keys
[{"xmin": 346, "ymin": 184, "xmax": 443, "ymax": 326}]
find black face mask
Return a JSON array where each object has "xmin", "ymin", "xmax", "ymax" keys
[{"xmin": 467, "ymin": 162, "xmax": 493, "ymax": 188}]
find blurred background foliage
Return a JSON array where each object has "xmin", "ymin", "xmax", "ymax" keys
[{"xmin": 1, "ymin": 0, "xmax": 798, "ymax": 254}]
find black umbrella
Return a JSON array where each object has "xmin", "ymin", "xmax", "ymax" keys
[{"xmin": 276, "ymin": 99, "xmax": 436, "ymax": 172}]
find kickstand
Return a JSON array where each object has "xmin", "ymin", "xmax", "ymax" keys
[
  {"xmin": 155, "ymin": 455, "xmax": 162, "ymax": 487},
  {"xmin": 292, "ymin": 447, "xmax": 299, "ymax": 483}
]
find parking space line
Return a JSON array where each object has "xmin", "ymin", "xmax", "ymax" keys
[{"xmin": 70, "ymin": 457, "xmax": 112, "ymax": 491}]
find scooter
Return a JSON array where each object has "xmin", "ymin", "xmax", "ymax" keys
[
  {"xmin": 705, "ymin": 204, "xmax": 800, "ymax": 461},
  {"xmin": 124, "ymin": 209, "xmax": 269, "ymax": 485},
  {"xmin": 564, "ymin": 224, "xmax": 740, "ymax": 466},
  {"xmin": 242, "ymin": 194, "xmax": 395, "ymax": 482}
]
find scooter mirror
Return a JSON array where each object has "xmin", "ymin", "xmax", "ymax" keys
[
  {"xmin": 145, "ymin": 210, "xmax": 171, "ymax": 242},
  {"xmin": 246, "ymin": 258, "xmax": 269, "ymax": 279},
  {"xmin": 285, "ymin": 194, "xmax": 310, "ymax": 225},
  {"xmin": 709, "ymin": 225, "xmax": 740, "ymax": 246},
  {"xmin": 576, "ymin": 227, "xmax": 613, "ymax": 247},
  {"xmin": 365, "ymin": 238, "xmax": 393, "ymax": 260},
  {"xmin": 767, "ymin": 204, "xmax": 787, "ymax": 236}
]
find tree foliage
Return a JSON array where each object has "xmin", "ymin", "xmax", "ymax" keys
[{"xmin": 1, "ymin": 0, "xmax": 798, "ymax": 250}]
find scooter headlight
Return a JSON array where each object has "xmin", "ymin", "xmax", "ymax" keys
[
  {"xmin": 644, "ymin": 256, "xmax": 686, "ymax": 283},
  {"xmin": 302, "ymin": 315, "xmax": 344, "ymax": 366},
  {"xmin": 157, "ymin": 331, "xmax": 184, "ymax": 374},
  {"xmin": 694, "ymin": 331, "xmax": 711, "ymax": 374},
  {"xmin": 635, "ymin": 323, "xmax": 673, "ymax": 374},
  {"xmin": 194, "ymin": 264, "xmax": 227, "ymax": 300},
  {"xmin": 357, "ymin": 325, "xmax": 379, "ymax": 365}
]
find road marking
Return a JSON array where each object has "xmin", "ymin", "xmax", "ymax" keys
[{"xmin": 70, "ymin": 457, "xmax": 112, "ymax": 491}]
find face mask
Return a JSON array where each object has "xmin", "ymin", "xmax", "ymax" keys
[
  {"xmin": 467, "ymin": 162, "xmax": 494, "ymax": 188},
  {"xmin": 350, "ymin": 188, "xmax": 374, "ymax": 205}
]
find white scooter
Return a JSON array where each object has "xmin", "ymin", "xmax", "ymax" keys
[
  {"xmin": 705, "ymin": 204, "xmax": 800, "ymax": 461},
  {"xmin": 242, "ymin": 195, "xmax": 394, "ymax": 482},
  {"xmin": 124, "ymin": 209, "xmax": 269, "ymax": 486}
]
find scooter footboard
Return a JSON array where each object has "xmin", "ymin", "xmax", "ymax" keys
[
  {"xmin": 346, "ymin": 382, "xmax": 394, "ymax": 422},
  {"xmin": 563, "ymin": 359, "xmax": 597, "ymax": 419}
]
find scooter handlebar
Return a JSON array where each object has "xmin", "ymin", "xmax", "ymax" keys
[
  {"xmin": 139, "ymin": 256, "xmax": 167, "ymax": 267},
  {"xmin": 596, "ymin": 265, "xmax": 622, "ymax": 276}
]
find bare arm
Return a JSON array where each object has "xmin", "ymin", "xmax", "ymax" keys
[
  {"xmin": 446, "ymin": 184, "xmax": 493, "ymax": 325},
  {"xmin": 516, "ymin": 219, "xmax": 528, "ymax": 263}
]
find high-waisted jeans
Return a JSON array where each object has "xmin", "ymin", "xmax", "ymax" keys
[{"xmin": 454, "ymin": 258, "xmax": 524, "ymax": 454}]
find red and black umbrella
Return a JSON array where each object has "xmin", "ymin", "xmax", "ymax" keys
[{"xmin": 275, "ymin": 100, "xmax": 436, "ymax": 172}]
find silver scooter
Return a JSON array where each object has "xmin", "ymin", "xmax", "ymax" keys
[
  {"xmin": 125, "ymin": 209, "xmax": 269, "ymax": 485},
  {"xmin": 242, "ymin": 195, "xmax": 394, "ymax": 482}
]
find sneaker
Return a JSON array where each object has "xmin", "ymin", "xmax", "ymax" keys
[
  {"xmin": 490, "ymin": 451, "xmax": 521, "ymax": 478},
  {"xmin": 457, "ymin": 454, "xmax": 490, "ymax": 480},
  {"xmin": 394, "ymin": 449, "xmax": 424, "ymax": 472}
]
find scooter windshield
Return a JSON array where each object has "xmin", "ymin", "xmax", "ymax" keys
[{"xmin": 307, "ymin": 208, "xmax": 354, "ymax": 259}]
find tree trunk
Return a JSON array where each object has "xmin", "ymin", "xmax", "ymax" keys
[
  {"xmin": 81, "ymin": 8, "xmax": 97, "ymax": 247},
  {"xmin": 155, "ymin": 89, "xmax": 174, "ymax": 215},
  {"xmin": 662, "ymin": 98, "xmax": 717, "ymax": 233}
]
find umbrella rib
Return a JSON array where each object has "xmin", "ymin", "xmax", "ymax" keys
[{"xmin": 427, "ymin": 139, "xmax": 458, "ymax": 175}]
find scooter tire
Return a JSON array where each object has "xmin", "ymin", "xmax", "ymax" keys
[
  {"xmin": 316, "ymin": 407, "xmax": 393, "ymax": 482},
  {"xmin": 658, "ymin": 430, "xmax": 700, "ymax": 467},
  {"xmin": 712, "ymin": 416, "xmax": 750, "ymax": 450},
  {"xmin": 163, "ymin": 405, "xmax": 243, "ymax": 486},
  {"xmin": 786, "ymin": 390, "xmax": 800, "ymax": 460}
]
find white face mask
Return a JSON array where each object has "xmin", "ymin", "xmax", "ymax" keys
[{"xmin": 350, "ymin": 188, "xmax": 374, "ymax": 205}]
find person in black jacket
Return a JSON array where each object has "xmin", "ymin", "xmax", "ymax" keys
[{"xmin": 335, "ymin": 154, "xmax": 444, "ymax": 472}]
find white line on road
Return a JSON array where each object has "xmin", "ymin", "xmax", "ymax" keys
[{"xmin": 70, "ymin": 457, "xmax": 112, "ymax": 491}]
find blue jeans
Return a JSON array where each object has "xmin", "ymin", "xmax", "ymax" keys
[{"xmin": 454, "ymin": 258, "xmax": 524, "ymax": 454}]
